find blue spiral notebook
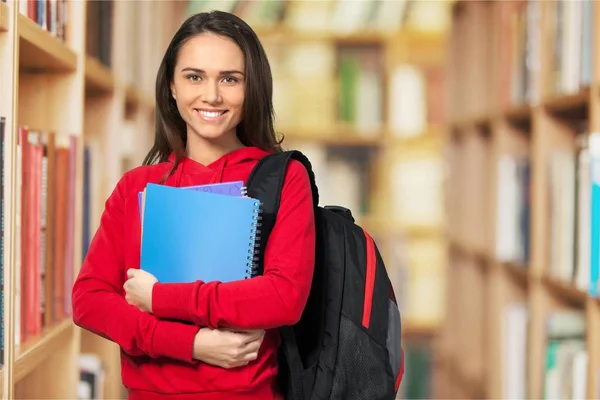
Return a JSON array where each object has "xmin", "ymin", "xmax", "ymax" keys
[
  {"xmin": 140, "ymin": 183, "xmax": 262, "ymax": 283},
  {"xmin": 138, "ymin": 181, "xmax": 245, "ymax": 219}
]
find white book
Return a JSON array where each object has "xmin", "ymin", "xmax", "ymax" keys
[
  {"xmin": 388, "ymin": 65, "xmax": 426, "ymax": 138},
  {"xmin": 576, "ymin": 147, "xmax": 591, "ymax": 290},
  {"xmin": 502, "ymin": 303, "xmax": 528, "ymax": 400}
]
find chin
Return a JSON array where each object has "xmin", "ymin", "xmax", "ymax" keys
[{"xmin": 191, "ymin": 124, "xmax": 237, "ymax": 143}]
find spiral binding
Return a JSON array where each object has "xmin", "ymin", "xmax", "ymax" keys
[{"xmin": 245, "ymin": 199, "xmax": 263, "ymax": 278}]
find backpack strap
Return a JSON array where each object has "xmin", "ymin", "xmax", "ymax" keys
[
  {"xmin": 246, "ymin": 150, "xmax": 318, "ymax": 400},
  {"xmin": 246, "ymin": 150, "xmax": 318, "ymax": 274}
]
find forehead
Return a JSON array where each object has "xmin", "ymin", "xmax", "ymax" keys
[{"xmin": 176, "ymin": 33, "xmax": 245, "ymax": 71}]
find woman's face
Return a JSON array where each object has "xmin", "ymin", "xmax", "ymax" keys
[{"xmin": 170, "ymin": 33, "xmax": 245, "ymax": 144}]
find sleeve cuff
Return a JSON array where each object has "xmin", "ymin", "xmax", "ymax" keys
[
  {"xmin": 152, "ymin": 319, "xmax": 199, "ymax": 363},
  {"xmin": 152, "ymin": 282, "xmax": 195, "ymax": 322}
]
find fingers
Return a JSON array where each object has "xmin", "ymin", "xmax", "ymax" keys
[
  {"xmin": 239, "ymin": 329, "xmax": 265, "ymax": 344},
  {"xmin": 127, "ymin": 268, "xmax": 137, "ymax": 279},
  {"xmin": 243, "ymin": 351, "xmax": 259, "ymax": 362}
]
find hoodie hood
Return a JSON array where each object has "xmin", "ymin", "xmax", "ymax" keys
[{"xmin": 166, "ymin": 146, "xmax": 271, "ymax": 187}]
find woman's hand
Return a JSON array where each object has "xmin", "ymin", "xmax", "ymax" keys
[
  {"xmin": 193, "ymin": 328, "xmax": 266, "ymax": 369},
  {"xmin": 124, "ymin": 268, "xmax": 158, "ymax": 313}
]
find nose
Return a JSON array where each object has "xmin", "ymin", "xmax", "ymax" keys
[{"xmin": 201, "ymin": 80, "xmax": 221, "ymax": 104}]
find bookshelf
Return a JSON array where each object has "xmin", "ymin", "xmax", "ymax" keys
[
  {"xmin": 0, "ymin": 1, "xmax": 187, "ymax": 398},
  {"xmin": 439, "ymin": 1, "xmax": 599, "ymax": 399},
  {"xmin": 215, "ymin": 2, "xmax": 452, "ymax": 399},
  {"xmin": 1, "ymin": 0, "xmax": 451, "ymax": 398}
]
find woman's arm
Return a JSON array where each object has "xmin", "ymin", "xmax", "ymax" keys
[
  {"xmin": 150, "ymin": 160, "xmax": 316, "ymax": 330},
  {"xmin": 72, "ymin": 176, "xmax": 198, "ymax": 363}
]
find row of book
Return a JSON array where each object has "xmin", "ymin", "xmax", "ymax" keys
[
  {"xmin": 265, "ymin": 39, "xmax": 444, "ymax": 138},
  {"xmin": 78, "ymin": 353, "xmax": 105, "ymax": 400},
  {"xmin": 495, "ymin": 155, "xmax": 530, "ymax": 265},
  {"xmin": 85, "ymin": 0, "xmax": 113, "ymax": 68},
  {"xmin": 503, "ymin": 306, "xmax": 588, "ymax": 399},
  {"xmin": 17, "ymin": 0, "xmax": 67, "ymax": 41},
  {"xmin": 449, "ymin": 0, "xmax": 593, "ymax": 122},
  {"xmin": 492, "ymin": 130, "xmax": 600, "ymax": 296},
  {"xmin": 16, "ymin": 0, "xmax": 112, "ymax": 69},
  {"xmin": 186, "ymin": 0, "xmax": 412, "ymax": 34},
  {"xmin": 501, "ymin": 0, "xmax": 592, "ymax": 107},
  {"xmin": 14, "ymin": 126, "xmax": 77, "ymax": 345}
]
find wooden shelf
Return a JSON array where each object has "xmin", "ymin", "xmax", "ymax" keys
[
  {"xmin": 1, "ymin": 1, "xmax": 189, "ymax": 397},
  {"xmin": 0, "ymin": 1, "xmax": 8, "ymax": 32},
  {"xmin": 504, "ymin": 103, "xmax": 532, "ymax": 130},
  {"xmin": 85, "ymin": 55, "xmax": 114, "ymax": 94},
  {"xmin": 450, "ymin": 113, "xmax": 493, "ymax": 133},
  {"xmin": 255, "ymin": 27, "xmax": 393, "ymax": 45},
  {"xmin": 503, "ymin": 261, "xmax": 530, "ymax": 286},
  {"xmin": 18, "ymin": 14, "xmax": 77, "ymax": 72},
  {"xmin": 542, "ymin": 275, "xmax": 588, "ymax": 308},
  {"xmin": 387, "ymin": 127, "xmax": 446, "ymax": 148},
  {"xmin": 543, "ymin": 88, "xmax": 589, "ymax": 120},
  {"xmin": 449, "ymin": 239, "xmax": 491, "ymax": 263},
  {"xmin": 280, "ymin": 124, "xmax": 382, "ymax": 147},
  {"xmin": 125, "ymin": 84, "xmax": 154, "ymax": 112},
  {"xmin": 13, "ymin": 319, "xmax": 74, "ymax": 382},
  {"xmin": 403, "ymin": 321, "xmax": 439, "ymax": 337}
]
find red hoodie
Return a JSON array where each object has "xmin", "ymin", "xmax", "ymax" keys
[{"xmin": 72, "ymin": 146, "xmax": 316, "ymax": 400}]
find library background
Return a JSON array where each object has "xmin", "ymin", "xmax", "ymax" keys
[{"xmin": 0, "ymin": 0, "xmax": 596, "ymax": 398}]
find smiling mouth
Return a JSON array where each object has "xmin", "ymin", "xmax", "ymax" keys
[{"xmin": 195, "ymin": 109, "xmax": 228, "ymax": 121}]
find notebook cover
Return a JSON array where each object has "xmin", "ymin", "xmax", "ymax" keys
[
  {"xmin": 138, "ymin": 181, "xmax": 245, "ymax": 219},
  {"xmin": 140, "ymin": 183, "xmax": 261, "ymax": 284}
]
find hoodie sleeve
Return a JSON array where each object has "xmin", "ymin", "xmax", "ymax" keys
[
  {"xmin": 151, "ymin": 160, "xmax": 316, "ymax": 329},
  {"xmin": 72, "ymin": 175, "xmax": 199, "ymax": 362}
]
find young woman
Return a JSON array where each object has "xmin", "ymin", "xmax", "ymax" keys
[{"xmin": 72, "ymin": 10, "xmax": 316, "ymax": 400}]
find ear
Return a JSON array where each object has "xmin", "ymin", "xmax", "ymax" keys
[{"xmin": 170, "ymin": 82, "xmax": 176, "ymax": 99}]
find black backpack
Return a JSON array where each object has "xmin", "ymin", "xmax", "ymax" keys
[{"xmin": 246, "ymin": 150, "xmax": 404, "ymax": 400}]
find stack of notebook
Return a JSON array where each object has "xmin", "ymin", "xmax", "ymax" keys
[{"xmin": 138, "ymin": 181, "xmax": 262, "ymax": 283}]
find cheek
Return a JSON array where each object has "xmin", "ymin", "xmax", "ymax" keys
[{"xmin": 227, "ymin": 88, "xmax": 245, "ymax": 109}]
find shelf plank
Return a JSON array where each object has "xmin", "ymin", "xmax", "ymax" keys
[
  {"xmin": 0, "ymin": 1, "xmax": 8, "ymax": 32},
  {"xmin": 85, "ymin": 55, "xmax": 115, "ymax": 94},
  {"xmin": 281, "ymin": 124, "xmax": 382, "ymax": 147},
  {"xmin": 449, "ymin": 113, "xmax": 493, "ymax": 133},
  {"xmin": 403, "ymin": 321, "xmax": 439, "ymax": 336},
  {"xmin": 18, "ymin": 14, "xmax": 77, "ymax": 72},
  {"xmin": 14, "ymin": 319, "xmax": 74, "ymax": 382},
  {"xmin": 503, "ymin": 261, "xmax": 530, "ymax": 286},
  {"xmin": 542, "ymin": 275, "xmax": 587, "ymax": 308},
  {"xmin": 544, "ymin": 88, "xmax": 589, "ymax": 117},
  {"xmin": 125, "ymin": 84, "xmax": 154, "ymax": 111},
  {"xmin": 505, "ymin": 103, "xmax": 532, "ymax": 131},
  {"xmin": 449, "ymin": 238, "xmax": 491, "ymax": 263},
  {"xmin": 255, "ymin": 27, "xmax": 392, "ymax": 44},
  {"xmin": 387, "ymin": 128, "xmax": 445, "ymax": 148}
]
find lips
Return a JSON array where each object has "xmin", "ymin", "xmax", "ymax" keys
[{"xmin": 195, "ymin": 109, "xmax": 227, "ymax": 121}]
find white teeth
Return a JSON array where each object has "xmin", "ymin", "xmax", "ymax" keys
[{"xmin": 199, "ymin": 110, "xmax": 223, "ymax": 118}]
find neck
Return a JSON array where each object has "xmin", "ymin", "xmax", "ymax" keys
[{"xmin": 185, "ymin": 128, "xmax": 245, "ymax": 165}]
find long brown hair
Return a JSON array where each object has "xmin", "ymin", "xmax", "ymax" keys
[{"xmin": 143, "ymin": 10, "xmax": 283, "ymax": 175}]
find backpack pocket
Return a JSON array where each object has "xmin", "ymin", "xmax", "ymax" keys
[{"xmin": 329, "ymin": 315, "xmax": 396, "ymax": 400}]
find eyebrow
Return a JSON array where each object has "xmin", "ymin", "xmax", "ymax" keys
[{"xmin": 181, "ymin": 67, "xmax": 244, "ymax": 76}]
